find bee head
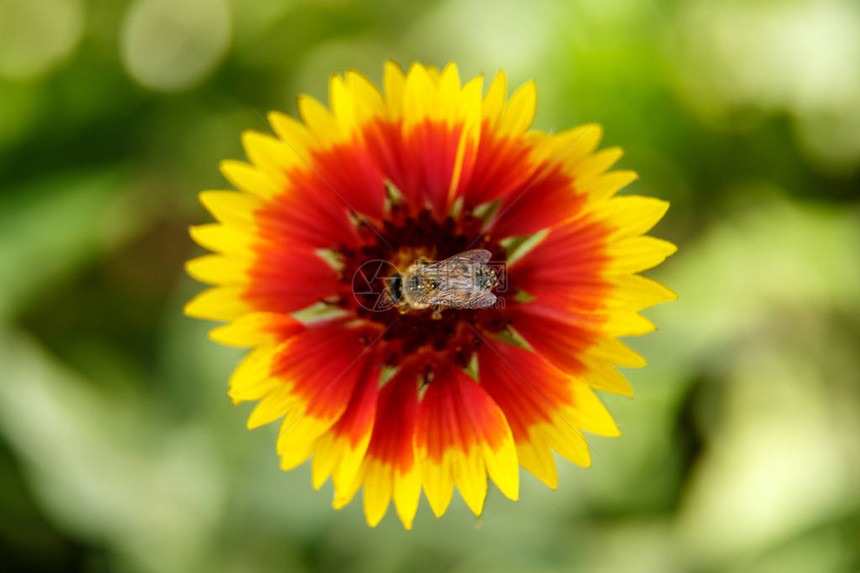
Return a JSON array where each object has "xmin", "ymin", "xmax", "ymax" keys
[{"xmin": 387, "ymin": 274, "xmax": 403, "ymax": 302}]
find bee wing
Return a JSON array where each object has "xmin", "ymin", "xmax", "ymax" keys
[
  {"xmin": 466, "ymin": 292, "xmax": 497, "ymax": 309},
  {"xmin": 443, "ymin": 249, "xmax": 493, "ymax": 265}
]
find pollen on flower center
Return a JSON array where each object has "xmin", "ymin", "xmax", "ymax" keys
[{"xmin": 338, "ymin": 207, "xmax": 509, "ymax": 369}]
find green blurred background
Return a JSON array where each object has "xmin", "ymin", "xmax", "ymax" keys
[{"xmin": 1, "ymin": 0, "xmax": 859, "ymax": 571}]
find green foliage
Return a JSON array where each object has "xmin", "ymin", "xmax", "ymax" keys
[{"xmin": 1, "ymin": 0, "xmax": 858, "ymax": 571}]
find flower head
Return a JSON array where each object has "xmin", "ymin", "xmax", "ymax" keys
[{"xmin": 185, "ymin": 62, "xmax": 676, "ymax": 528}]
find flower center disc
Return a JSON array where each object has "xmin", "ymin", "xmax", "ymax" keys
[{"xmin": 338, "ymin": 207, "xmax": 509, "ymax": 370}]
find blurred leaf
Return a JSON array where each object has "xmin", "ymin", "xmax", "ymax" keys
[
  {"xmin": 0, "ymin": 80, "xmax": 45, "ymax": 149},
  {"xmin": 0, "ymin": 330, "xmax": 227, "ymax": 573},
  {"xmin": 0, "ymin": 171, "xmax": 146, "ymax": 321}
]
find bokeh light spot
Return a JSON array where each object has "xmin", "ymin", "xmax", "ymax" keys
[
  {"xmin": 121, "ymin": 0, "xmax": 232, "ymax": 92},
  {"xmin": 0, "ymin": 0, "xmax": 84, "ymax": 80}
]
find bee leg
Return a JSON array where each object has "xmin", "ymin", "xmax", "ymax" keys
[
  {"xmin": 398, "ymin": 303, "xmax": 410, "ymax": 315},
  {"xmin": 431, "ymin": 305, "xmax": 442, "ymax": 320}
]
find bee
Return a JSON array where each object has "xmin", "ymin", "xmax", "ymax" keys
[{"xmin": 386, "ymin": 249, "xmax": 499, "ymax": 319}]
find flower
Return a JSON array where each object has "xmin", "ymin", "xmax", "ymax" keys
[{"xmin": 184, "ymin": 62, "xmax": 676, "ymax": 529}]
